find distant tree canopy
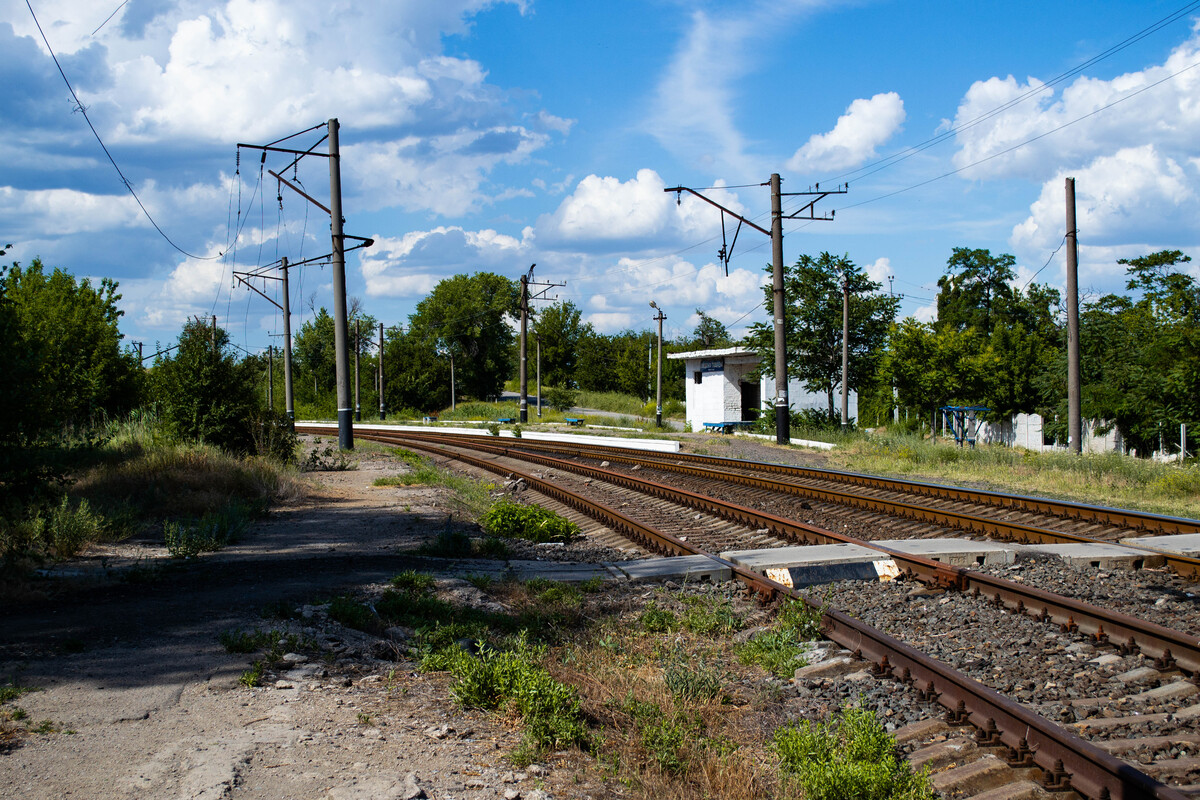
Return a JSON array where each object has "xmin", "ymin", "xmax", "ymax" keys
[
  {"xmin": 689, "ymin": 309, "xmax": 732, "ymax": 349},
  {"xmin": 533, "ymin": 300, "xmax": 584, "ymax": 388}
]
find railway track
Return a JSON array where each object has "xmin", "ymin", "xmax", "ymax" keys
[
  {"xmin": 367, "ymin": 430, "xmax": 1200, "ymax": 578},
  {"xmin": 303, "ymin": 425, "xmax": 1200, "ymax": 798}
]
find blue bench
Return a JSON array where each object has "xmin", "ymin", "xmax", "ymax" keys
[
  {"xmin": 563, "ymin": 417, "xmax": 585, "ymax": 427},
  {"xmin": 497, "ymin": 417, "xmax": 516, "ymax": 424},
  {"xmin": 702, "ymin": 420, "xmax": 755, "ymax": 434}
]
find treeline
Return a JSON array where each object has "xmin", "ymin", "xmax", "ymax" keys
[{"xmin": 767, "ymin": 247, "xmax": 1200, "ymax": 457}]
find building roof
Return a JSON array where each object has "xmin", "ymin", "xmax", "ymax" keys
[{"xmin": 666, "ymin": 346, "xmax": 753, "ymax": 360}]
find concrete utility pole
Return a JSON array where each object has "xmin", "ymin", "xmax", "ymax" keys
[
  {"xmin": 650, "ymin": 301, "xmax": 665, "ymax": 427},
  {"xmin": 519, "ymin": 268, "xmax": 530, "ymax": 424},
  {"xmin": 328, "ymin": 118, "xmax": 353, "ymax": 450},
  {"xmin": 841, "ymin": 273, "xmax": 850, "ymax": 430},
  {"xmin": 535, "ymin": 333, "xmax": 542, "ymax": 418},
  {"xmin": 769, "ymin": 174, "xmax": 789, "ymax": 444},
  {"xmin": 449, "ymin": 351, "xmax": 456, "ymax": 411},
  {"xmin": 281, "ymin": 257, "xmax": 294, "ymax": 426},
  {"xmin": 665, "ymin": 176, "xmax": 845, "ymax": 446},
  {"xmin": 211, "ymin": 315, "xmax": 217, "ymax": 353},
  {"xmin": 354, "ymin": 320, "xmax": 361, "ymax": 422},
  {"xmin": 518, "ymin": 264, "xmax": 562, "ymax": 424},
  {"xmin": 378, "ymin": 322, "xmax": 385, "ymax": 420},
  {"xmin": 1065, "ymin": 177, "xmax": 1082, "ymax": 454}
]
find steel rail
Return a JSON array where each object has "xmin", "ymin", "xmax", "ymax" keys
[
  {"xmin": 381, "ymin": 431, "xmax": 1200, "ymax": 579},
  {"xmin": 422, "ymin": 432, "xmax": 1200, "ymax": 536},
  {"xmin": 332, "ymin": 426, "xmax": 1189, "ymax": 800}
]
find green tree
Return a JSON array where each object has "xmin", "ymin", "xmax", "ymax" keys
[
  {"xmin": 149, "ymin": 320, "xmax": 260, "ymax": 453},
  {"xmin": 745, "ymin": 253, "xmax": 899, "ymax": 419},
  {"xmin": 406, "ymin": 273, "xmax": 520, "ymax": 402},
  {"xmin": 1049, "ymin": 250, "xmax": 1200, "ymax": 455},
  {"xmin": 575, "ymin": 326, "xmax": 617, "ymax": 392},
  {"xmin": 690, "ymin": 309, "xmax": 732, "ymax": 349},
  {"xmin": 3, "ymin": 258, "xmax": 140, "ymax": 427},
  {"xmin": 533, "ymin": 300, "xmax": 584, "ymax": 388}
]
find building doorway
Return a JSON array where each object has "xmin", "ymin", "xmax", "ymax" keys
[{"xmin": 740, "ymin": 381, "xmax": 760, "ymax": 421}]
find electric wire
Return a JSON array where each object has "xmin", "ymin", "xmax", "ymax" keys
[
  {"xmin": 819, "ymin": 0, "xmax": 1200, "ymax": 188},
  {"xmin": 1021, "ymin": 235, "xmax": 1069, "ymax": 290},
  {"xmin": 836, "ymin": 56, "xmax": 1200, "ymax": 214},
  {"xmin": 25, "ymin": 0, "xmax": 220, "ymax": 260},
  {"xmin": 90, "ymin": 0, "xmax": 128, "ymax": 36}
]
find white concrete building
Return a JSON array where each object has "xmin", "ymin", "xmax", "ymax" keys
[{"xmin": 668, "ymin": 346, "xmax": 858, "ymax": 429}]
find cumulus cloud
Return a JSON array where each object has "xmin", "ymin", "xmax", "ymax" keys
[
  {"xmin": 788, "ymin": 92, "xmax": 906, "ymax": 173},
  {"xmin": 863, "ymin": 256, "xmax": 893, "ymax": 288},
  {"xmin": 951, "ymin": 24, "xmax": 1200, "ymax": 180},
  {"xmin": 536, "ymin": 169, "xmax": 751, "ymax": 252},
  {"xmin": 1010, "ymin": 145, "xmax": 1200, "ymax": 285}
]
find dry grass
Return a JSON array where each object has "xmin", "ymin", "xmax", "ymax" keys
[{"xmin": 73, "ymin": 442, "xmax": 306, "ymax": 521}]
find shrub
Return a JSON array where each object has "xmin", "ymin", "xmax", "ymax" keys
[
  {"xmin": 638, "ymin": 601, "xmax": 678, "ymax": 633},
  {"xmin": 774, "ymin": 703, "xmax": 935, "ymax": 800},
  {"xmin": 736, "ymin": 629, "xmax": 809, "ymax": 678},
  {"xmin": 482, "ymin": 500, "xmax": 578, "ymax": 543},
  {"xmin": 544, "ymin": 386, "xmax": 578, "ymax": 412},
  {"xmin": 390, "ymin": 570, "xmax": 436, "ymax": 594},
  {"xmin": 680, "ymin": 596, "xmax": 741, "ymax": 636}
]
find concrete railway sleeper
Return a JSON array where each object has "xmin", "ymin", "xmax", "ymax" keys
[{"xmin": 312, "ymin": 426, "xmax": 1191, "ymax": 799}]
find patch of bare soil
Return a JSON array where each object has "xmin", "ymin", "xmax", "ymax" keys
[{"xmin": 0, "ymin": 445, "xmax": 597, "ymax": 800}]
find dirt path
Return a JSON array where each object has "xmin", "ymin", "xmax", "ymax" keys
[{"xmin": 0, "ymin": 451, "xmax": 579, "ymax": 800}]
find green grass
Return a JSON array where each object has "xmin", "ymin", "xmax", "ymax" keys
[
  {"xmin": 481, "ymin": 500, "xmax": 579, "ymax": 543},
  {"xmin": 774, "ymin": 702, "xmax": 935, "ymax": 800},
  {"xmin": 680, "ymin": 595, "xmax": 742, "ymax": 636},
  {"xmin": 373, "ymin": 450, "xmax": 494, "ymax": 519},
  {"xmin": 0, "ymin": 684, "xmax": 39, "ymax": 703},
  {"xmin": 833, "ymin": 432, "xmax": 1200, "ymax": 519}
]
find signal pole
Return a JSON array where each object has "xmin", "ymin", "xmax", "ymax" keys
[
  {"xmin": 1065, "ymin": 177, "xmax": 1082, "ymax": 454},
  {"xmin": 354, "ymin": 319, "xmax": 361, "ymax": 422},
  {"xmin": 666, "ymin": 175, "xmax": 845, "ymax": 444},
  {"xmin": 518, "ymin": 265, "xmax": 564, "ymax": 423},
  {"xmin": 841, "ymin": 272, "xmax": 849, "ymax": 430},
  {"xmin": 267, "ymin": 345, "xmax": 274, "ymax": 409},
  {"xmin": 281, "ymin": 257, "xmax": 294, "ymax": 425},
  {"xmin": 650, "ymin": 301, "xmax": 665, "ymax": 427},
  {"xmin": 378, "ymin": 322, "xmax": 386, "ymax": 420}
]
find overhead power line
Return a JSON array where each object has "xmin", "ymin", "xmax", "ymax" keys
[
  {"xmin": 821, "ymin": 0, "xmax": 1200, "ymax": 188},
  {"xmin": 25, "ymin": 0, "xmax": 219, "ymax": 261}
]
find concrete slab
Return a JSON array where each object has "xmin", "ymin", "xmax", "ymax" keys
[
  {"xmin": 611, "ymin": 554, "xmax": 731, "ymax": 583},
  {"xmin": 873, "ymin": 538, "xmax": 1017, "ymax": 567},
  {"xmin": 720, "ymin": 543, "xmax": 886, "ymax": 571},
  {"xmin": 720, "ymin": 543, "xmax": 897, "ymax": 589},
  {"xmin": 1121, "ymin": 533, "xmax": 1200, "ymax": 558},
  {"xmin": 1021, "ymin": 542, "xmax": 1163, "ymax": 569},
  {"xmin": 507, "ymin": 562, "xmax": 624, "ymax": 582}
]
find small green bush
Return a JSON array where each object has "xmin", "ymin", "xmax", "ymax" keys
[
  {"xmin": 638, "ymin": 601, "xmax": 678, "ymax": 633},
  {"xmin": 328, "ymin": 596, "xmax": 383, "ymax": 635},
  {"xmin": 437, "ymin": 635, "xmax": 588, "ymax": 751},
  {"xmin": 390, "ymin": 570, "xmax": 436, "ymax": 593},
  {"xmin": 736, "ymin": 629, "xmax": 809, "ymax": 678},
  {"xmin": 416, "ymin": 529, "xmax": 475, "ymax": 558},
  {"xmin": 544, "ymin": 386, "xmax": 578, "ymax": 412},
  {"xmin": 475, "ymin": 536, "xmax": 511, "ymax": 559},
  {"xmin": 482, "ymin": 500, "xmax": 578, "ymax": 543},
  {"xmin": 774, "ymin": 703, "xmax": 935, "ymax": 800},
  {"xmin": 680, "ymin": 596, "xmax": 741, "ymax": 636}
]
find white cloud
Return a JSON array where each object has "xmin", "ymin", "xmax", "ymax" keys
[
  {"xmin": 583, "ymin": 311, "xmax": 634, "ymax": 333},
  {"xmin": 951, "ymin": 23, "xmax": 1200, "ymax": 180},
  {"xmin": 1010, "ymin": 145, "xmax": 1200, "ymax": 285},
  {"xmin": 788, "ymin": 92, "xmax": 905, "ymax": 173},
  {"xmin": 863, "ymin": 256, "xmax": 893, "ymax": 287},
  {"xmin": 0, "ymin": 186, "xmax": 143, "ymax": 235},
  {"xmin": 645, "ymin": 1, "xmax": 819, "ymax": 177},
  {"xmin": 537, "ymin": 169, "xmax": 751, "ymax": 252},
  {"xmin": 360, "ymin": 225, "xmax": 532, "ymax": 297}
]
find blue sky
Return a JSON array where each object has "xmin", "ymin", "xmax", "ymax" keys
[{"xmin": 6, "ymin": 0, "xmax": 1200, "ymax": 354}]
